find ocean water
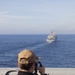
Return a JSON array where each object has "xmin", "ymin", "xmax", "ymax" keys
[{"xmin": 0, "ymin": 34, "xmax": 75, "ymax": 68}]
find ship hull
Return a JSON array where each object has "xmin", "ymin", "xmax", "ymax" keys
[{"xmin": 46, "ymin": 39, "xmax": 55, "ymax": 43}]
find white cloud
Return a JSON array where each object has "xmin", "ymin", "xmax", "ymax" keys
[
  {"xmin": 0, "ymin": 11, "xmax": 48, "ymax": 24},
  {"xmin": 0, "ymin": 11, "xmax": 9, "ymax": 15},
  {"xmin": 0, "ymin": 10, "xmax": 75, "ymax": 34}
]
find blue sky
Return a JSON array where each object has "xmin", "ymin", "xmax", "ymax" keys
[{"xmin": 0, "ymin": 0, "xmax": 75, "ymax": 34}]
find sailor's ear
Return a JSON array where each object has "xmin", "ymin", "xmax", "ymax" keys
[{"xmin": 31, "ymin": 63, "xmax": 35, "ymax": 69}]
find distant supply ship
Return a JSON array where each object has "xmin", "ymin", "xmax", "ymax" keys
[{"xmin": 46, "ymin": 32, "xmax": 57, "ymax": 43}]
